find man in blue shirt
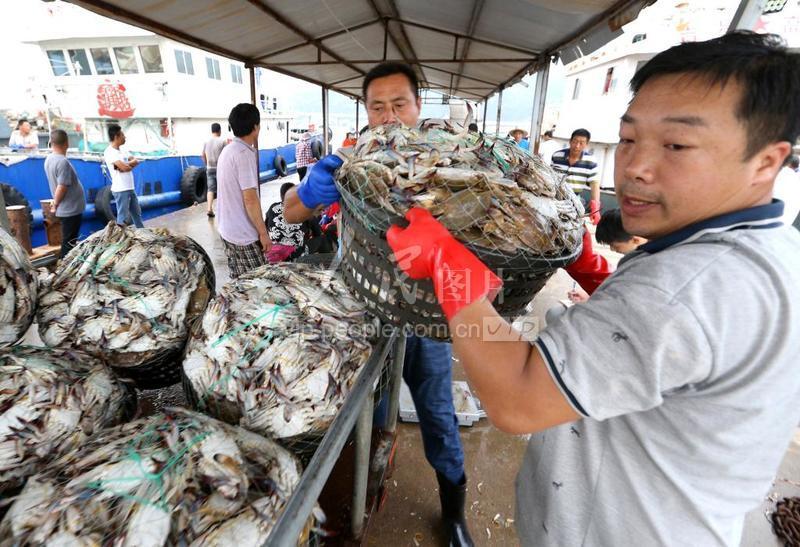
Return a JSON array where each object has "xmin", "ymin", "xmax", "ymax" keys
[{"xmin": 283, "ymin": 62, "xmax": 475, "ymax": 546}]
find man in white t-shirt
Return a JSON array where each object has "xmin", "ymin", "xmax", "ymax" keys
[
  {"xmin": 103, "ymin": 124, "xmax": 143, "ymax": 228},
  {"xmin": 9, "ymin": 120, "xmax": 39, "ymax": 151},
  {"xmin": 537, "ymin": 130, "xmax": 562, "ymax": 164}
]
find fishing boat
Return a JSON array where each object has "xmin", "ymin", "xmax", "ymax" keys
[{"xmin": 0, "ymin": 3, "xmax": 310, "ymax": 249}]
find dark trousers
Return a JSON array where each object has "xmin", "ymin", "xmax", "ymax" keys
[
  {"xmin": 297, "ymin": 166, "xmax": 308, "ymax": 181},
  {"xmin": 403, "ymin": 335, "xmax": 464, "ymax": 484},
  {"xmin": 375, "ymin": 334, "xmax": 464, "ymax": 484},
  {"xmin": 59, "ymin": 213, "xmax": 82, "ymax": 258}
]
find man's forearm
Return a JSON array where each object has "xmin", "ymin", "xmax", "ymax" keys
[
  {"xmin": 448, "ymin": 298, "xmax": 579, "ymax": 433},
  {"xmin": 53, "ymin": 185, "xmax": 68, "ymax": 210},
  {"xmin": 283, "ymin": 187, "xmax": 318, "ymax": 223},
  {"xmin": 591, "ymin": 181, "xmax": 600, "ymax": 203},
  {"xmin": 448, "ymin": 299, "xmax": 535, "ymax": 426},
  {"xmin": 243, "ymin": 192, "xmax": 268, "ymax": 237}
]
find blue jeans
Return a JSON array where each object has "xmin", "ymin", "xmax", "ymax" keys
[
  {"xmin": 113, "ymin": 190, "xmax": 144, "ymax": 228},
  {"xmin": 396, "ymin": 334, "xmax": 464, "ymax": 485}
]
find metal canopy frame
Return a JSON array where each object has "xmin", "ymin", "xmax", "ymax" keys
[{"xmin": 66, "ymin": 0, "xmax": 654, "ymax": 103}]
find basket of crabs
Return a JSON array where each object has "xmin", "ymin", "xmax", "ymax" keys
[{"xmin": 334, "ymin": 119, "xmax": 585, "ymax": 340}]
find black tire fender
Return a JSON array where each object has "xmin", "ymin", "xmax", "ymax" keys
[
  {"xmin": 180, "ymin": 166, "xmax": 207, "ymax": 205},
  {"xmin": 311, "ymin": 140, "xmax": 323, "ymax": 160},
  {"xmin": 0, "ymin": 182, "xmax": 34, "ymax": 232},
  {"xmin": 94, "ymin": 186, "xmax": 116, "ymax": 223},
  {"xmin": 274, "ymin": 155, "xmax": 288, "ymax": 177}
]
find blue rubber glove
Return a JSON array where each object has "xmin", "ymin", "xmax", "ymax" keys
[{"xmin": 297, "ymin": 155, "xmax": 343, "ymax": 208}]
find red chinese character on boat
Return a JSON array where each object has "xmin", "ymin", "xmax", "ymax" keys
[{"xmin": 97, "ymin": 81, "xmax": 135, "ymax": 118}]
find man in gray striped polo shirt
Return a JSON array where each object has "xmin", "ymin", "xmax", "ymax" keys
[{"xmin": 551, "ymin": 128, "xmax": 601, "ymax": 224}]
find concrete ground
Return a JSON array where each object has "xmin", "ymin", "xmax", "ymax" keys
[{"xmin": 25, "ymin": 177, "xmax": 797, "ymax": 546}]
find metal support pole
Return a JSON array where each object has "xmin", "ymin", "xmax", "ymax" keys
[
  {"xmin": 166, "ymin": 116, "xmax": 174, "ymax": 151},
  {"xmin": 729, "ymin": 0, "xmax": 764, "ymax": 31},
  {"xmin": 322, "ymin": 86, "xmax": 330, "ymax": 154},
  {"xmin": 249, "ymin": 66, "xmax": 257, "ymax": 104},
  {"xmin": 351, "ymin": 387, "xmax": 375, "ymax": 538},
  {"xmin": 249, "ymin": 66, "xmax": 260, "ymax": 184},
  {"xmin": 495, "ymin": 86, "xmax": 504, "ymax": 136},
  {"xmin": 355, "ymin": 99, "xmax": 360, "ymax": 135},
  {"xmin": 385, "ymin": 331, "xmax": 407, "ymax": 433},
  {"xmin": 82, "ymin": 119, "xmax": 89, "ymax": 154},
  {"xmin": 529, "ymin": 61, "xmax": 550, "ymax": 155},
  {"xmin": 482, "ymin": 100, "xmax": 488, "ymax": 133}
]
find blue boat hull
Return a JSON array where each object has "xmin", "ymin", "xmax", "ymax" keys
[{"xmin": 0, "ymin": 143, "xmax": 298, "ymax": 247}]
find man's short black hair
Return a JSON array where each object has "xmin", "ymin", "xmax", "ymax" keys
[
  {"xmin": 571, "ymin": 128, "xmax": 591, "ymax": 141},
  {"xmin": 789, "ymin": 155, "xmax": 800, "ymax": 170},
  {"xmin": 362, "ymin": 62, "xmax": 419, "ymax": 101},
  {"xmin": 108, "ymin": 123, "xmax": 122, "ymax": 142},
  {"xmin": 468, "ymin": 122, "xmax": 479, "ymax": 132},
  {"xmin": 228, "ymin": 103, "xmax": 260, "ymax": 138},
  {"xmin": 544, "ymin": 130, "xmax": 554, "ymax": 138},
  {"xmin": 631, "ymin": 31, "xmax": 800, "ymax": 159},
  {"xmin": 50, "ymin": 129, "xmax": 68, "ymax": 148},
  {"xmin": 595, "ymin": 209, "xmax": 632, "ymax": 245},
  {"xmin": 211, "ymin": 122, "xmax": 221, "ymax": 134},
  {"xmin": 17, "ymin": 119, "xmax": 29, "ymax": 129},
  {"xmin": 280, "ymin": 182, "xmax": 295, "ymax": 201}
]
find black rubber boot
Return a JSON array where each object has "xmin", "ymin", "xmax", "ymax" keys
[{"xmin": 436, "ymin": 472, "xmax": 475, "ymax": 547}]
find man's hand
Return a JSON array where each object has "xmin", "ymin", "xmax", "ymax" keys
[
  {"xmin": 296, "ymin": 155, "xmax": 343, "ymax": 209},
  {"xmin": 259, "ymin": 233, "xmax": 272, "ymax": 256},
  {"xmin": 50, "ymin": 202, "xmax": 57, "ymax": 214},
  {"xmin": 386, "ymin": 208, "xmax": 502, "ymax": 320},
  {"xmin": 567, "ymin": 288, "xmax": 590, "ymax": 303},
  {"xmin": 129, "ymin": 158, "xmax": 140, "ymax": 168},
  {"xmin": 588, "ymin": 199, "xmax": 601, "ymax": 225}
]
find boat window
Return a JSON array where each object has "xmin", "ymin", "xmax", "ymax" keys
[
  {"xmin": 230, "ymin": 64, "xmax": 243, "ymax": 84},
  {"xmin": 47, "ymin": 50, "xmax": 70, "ymax": 77},
  {"xmin": 91, "ymin": 48, "xmax": 115, "ymax": 75},
  {"xmin": 139, "ymin": 45, "xmax": 163, "ymax": 73},
  {"xmin": 114, "ymin": 47, "xmax": 139, "ymax": 74},
  {"xmin": 68, "ymin": 49, "xmax": 91, "ymax": 76},
  {"xmin": 175, "ymin": 50, "xmax": 194, "ymax": 75},
  {"xmin": 206, "ymin": 57, "xmax": 221, "ymax": 80}
]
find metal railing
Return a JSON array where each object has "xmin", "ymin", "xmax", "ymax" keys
[{"xmin": 266, "ymin": 327, "xmax": 404, "ymax": 545}]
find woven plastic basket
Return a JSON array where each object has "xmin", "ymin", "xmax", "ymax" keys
[
  {"xmin": 338, "ymin": 201, "xmax": 582, "ymax": 340},
  {"xmin": 111, "ymin": 236, "xmax": 215, "ymax": 390}
]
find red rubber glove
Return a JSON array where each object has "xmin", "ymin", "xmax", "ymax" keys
[
  {"xmin": 386, "ymin": 208, "xmax": 503, "ymax": 321},
  {"xmin": 588, "ymin": 199, "xmax": 601, "ymax": 225},
  {"xmin": 565, "ymin": 228, "xmax": 613, "ymax": 295}
]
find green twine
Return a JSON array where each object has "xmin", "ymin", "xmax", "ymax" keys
[
  {"xmin": 84, "ymin": 424, "xmax": 210, "ymax": 511},
  {"xmin": 198, "ymin": 303, "xmax": 287, "ymax": 405}
]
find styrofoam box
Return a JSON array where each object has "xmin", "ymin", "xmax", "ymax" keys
[{"xmin": 399, "ymin": 380, "xmax": 485, "ymax": 427}]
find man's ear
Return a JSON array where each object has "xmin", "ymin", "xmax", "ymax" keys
[
  {"xmin": 752, "ymin": 141, "xmax": 792, "ymax": 188},
  {"xmin": 416, "ymin": 96, "xmax": 422, "ymax": 112},
  {"xmin": 631, "ymin": 236, "xmax": 648, "ymax": 246}
]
